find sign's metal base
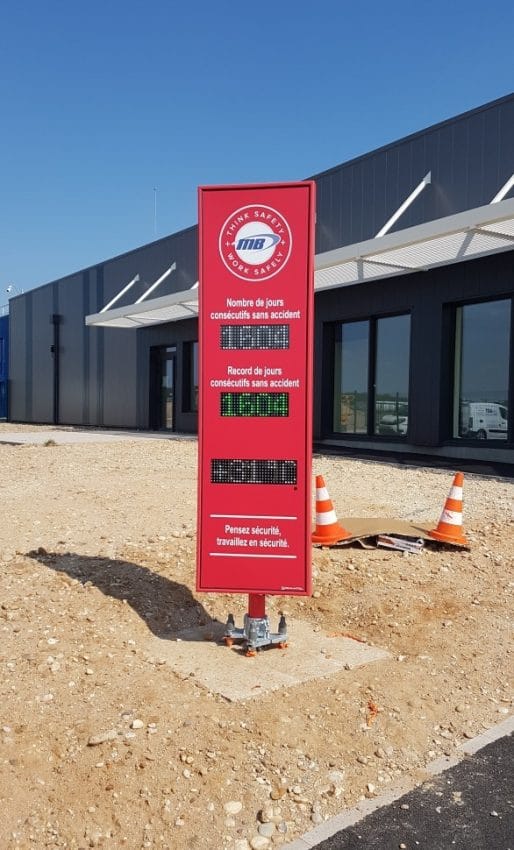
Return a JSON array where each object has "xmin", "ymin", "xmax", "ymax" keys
[{"xmin": 224, "ymin": 611, "xmax": 288, "ymax": 656}]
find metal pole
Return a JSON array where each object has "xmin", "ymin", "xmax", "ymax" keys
[{"xmin": 248, "ymin": 594, "xmax": 266, "ymax": 619}]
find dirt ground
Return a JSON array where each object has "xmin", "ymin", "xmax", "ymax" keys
[{"xmin": 0, "ymin": 427, "xmax": 512, "ymax": 850}]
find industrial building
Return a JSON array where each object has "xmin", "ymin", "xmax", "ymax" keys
[{"xmin": 5, "ymin": 93, "xmax": 514, "ymax": 469}]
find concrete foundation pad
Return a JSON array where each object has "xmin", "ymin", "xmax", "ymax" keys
[{"xmin": 147, "ymin": 618, "xmax": 390, "ymax": 701}]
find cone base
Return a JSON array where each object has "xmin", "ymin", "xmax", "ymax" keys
[
  {"xmin": 312, "ymin": 527, "xmax": 352, "ymax": 545},
  {"xmin": 428, "ymin": 529, "xmax": 468, "ymax": 546}
]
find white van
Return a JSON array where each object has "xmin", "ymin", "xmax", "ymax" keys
[
  {"xmin": 378, "ymin": 414, "xmax": 408, "ymax": 435},
  {"xmin": 460, "ymin": 402, "xmax": 508, "ymax": 440}
]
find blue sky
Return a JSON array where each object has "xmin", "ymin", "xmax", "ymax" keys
[{"xmin": 1, "ymin": 0, "xmax": 513, "ymax": 298}]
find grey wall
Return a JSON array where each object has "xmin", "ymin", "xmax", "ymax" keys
[
  {"xmin": 9, "ymin": 225, "xmax": 198, "ymax": 427},
  {"xmin": 313, "ymin": 94, "xmax": 514, "ymax": 252},
  {"xmin": 9, "ymin": 296, "xmax": 29, "ymax": 421},
  {"xmin": 58, "ymin": 272, "xmax": 89, "ymax": 424},
  {"xmin": 30, "ymin": 286, "xmax": 54, "ymax": 422},
  {"xmin": 0, "ymin": 315, "xmax": 8, "ymax": 419}
]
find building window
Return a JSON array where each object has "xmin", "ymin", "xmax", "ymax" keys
[
  {"xmin": 374, "ymin": 314, "xmax": 410, "ymax": 437},
  {"xmin": 333, "ymin": 314, "xmax": 410, "ymax": 437},
  {"xmin": 183, "ymin": 341, "xmax": 198, "ymax": 412},
  {"xmin": 333, "ymin": 321, "xmax": 369, "ymax": 433},
  {"xmin": 454, "ymin": 299, "xmax": 510, "ymax": 441}
]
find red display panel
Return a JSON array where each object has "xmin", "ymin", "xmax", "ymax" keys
[{"xmin": 197, "ymin": 182, "xmax": 315, "ymax": 595}]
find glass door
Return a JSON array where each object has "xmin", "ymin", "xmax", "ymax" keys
[
  {"xmin": 161, "ymin": 352, "xmax": 175, "ymax": 430},
  {"xmin": 150, "ymin": 346, "xmax": 176, "ymax": 430}
]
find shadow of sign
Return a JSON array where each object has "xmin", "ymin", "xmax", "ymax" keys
[{"xmin": 27, "ymin": 549, "xmax": 219, "ymax": 640}]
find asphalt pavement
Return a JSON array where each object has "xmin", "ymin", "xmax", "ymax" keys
[{"xmin": 285, "ymin": 722, "xmax": 513, "ymax": 850}]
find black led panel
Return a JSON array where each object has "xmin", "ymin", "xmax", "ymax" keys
[
  {"xmin": 211, "ymin": 459, "xmax": 297, "ymax": 485},
  {"xmin": 220, "ymin": 324, "xmax": 289, "ymax": 350}
]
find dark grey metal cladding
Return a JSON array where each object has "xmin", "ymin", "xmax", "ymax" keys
[
  {"xmin": 56, "ymin": 271, "xmax": 88, "ymax": 424},
  {"xmin": 314, "ymin": 250, "xmax": 514, "ymax": 447},
  {"xmin": 0, "ymin": 315, "xmax": 8, "ymax": 419},
  {"xmin": 93, "ymin": 227, "xmax": 198, "ymax": 428},
  {"xmin": 30, "ymin": 286, "xmax": 54, "ymax": 423},
  {"xmin": 100, "ymin": 226, "xmax": 198, "ymax": 309},
  {"xmin": 313, "ymin": 94, "xmax": 514, "ymax": 253},
  {"xmin": 8, "ymin": 296, "xmax": 29, "ymax": 422},
  {"xmin": 0, "ymin": 316, "xmax": 8, "ymax": 379},
  {"xmin": 8, "ymin": 225, "xmax": 199, "ymax": 428}
]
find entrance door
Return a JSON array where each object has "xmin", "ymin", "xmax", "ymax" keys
[{"xmin": 150, "ymin": 346, "xmax": 176, "ymax": 430}]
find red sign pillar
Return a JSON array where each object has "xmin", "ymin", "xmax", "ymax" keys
[{"xmin": 197, "ymin": 182, "xmax": 315, "ymax": 598}]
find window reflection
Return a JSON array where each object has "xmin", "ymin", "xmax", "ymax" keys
[
  {"xmin": 333, "ymin": 315, "xmax": 411, "ymax": 437},
  {"xmin": 333, "ymin": 321, "xmax": 369, "ymax": 433},
  {"xmin": 374, "ymin": 315, "xmax": 410, "ymax": 436},
  {"xmin": 454, "ymin": 300, "xmax": 510, "ymax": 440}
]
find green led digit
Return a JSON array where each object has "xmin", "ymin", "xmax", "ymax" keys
[
  {"xmin": 220, "ymin": 392, "xmax": 289, "ymax": 417},
  {"xmin": 240, "ymin": 393, "xmax": 254, "ymax": 416}
]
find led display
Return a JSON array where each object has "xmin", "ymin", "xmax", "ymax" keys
[
  {"xmin": 220, "ymin": 324, "xmax": 289, "ymax": 350},
  {"xmin": 211, "ymin": 459, "xmax": 297, "ymax": 485},
  {"xmin": 220, "ymin": 392, "xmax": 289, "ymax": 417}
]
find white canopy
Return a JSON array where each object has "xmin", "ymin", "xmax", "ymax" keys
[{"xmin": 86, "ymin": 196, "xmax": 514, "ymax": 329}]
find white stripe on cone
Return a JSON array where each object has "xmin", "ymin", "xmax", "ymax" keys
[
  {"xmin": 440, "ymin": 509, "xmax": 463, "ymax": 525},
  {"xmin": 448, "ymin": 486, "xmax": 463, "ymax": 500},
  {"xmin": 316, "ymin": 487, "xmax": 330, "ymax": 501},
  {"xmin": 316, "ymin": 510, "xmax": 338, "ymax": 525}
]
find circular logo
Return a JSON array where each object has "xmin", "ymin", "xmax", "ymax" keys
[{"xmin": 219, "ymin": 204, "xmax": 292, "ymax": 281}]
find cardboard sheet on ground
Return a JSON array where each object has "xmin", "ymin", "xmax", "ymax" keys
[
  {"xmin": 147, "ymin": 619, "xmax": 390, "ymax": 701},
  {"xmin": 324, "ymin": 518, "xmax": 467, "ymax": 547}
]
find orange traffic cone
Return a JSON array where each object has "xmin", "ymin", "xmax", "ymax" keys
[
  {"xmin": 312, "ymin": 475, "xmax": 352, "ymax": 545},
  {"xmin": 428, "ymin": 471, "xmax": 468, "ymax": 546}
]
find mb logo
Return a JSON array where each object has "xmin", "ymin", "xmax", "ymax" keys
[
  {"xmin": 219, "ymin": 203, "xmax": 292, "ymax": 280},
  {"xmin": 236, "ymin": 234, "xmax": 280, "ymax": 251}
]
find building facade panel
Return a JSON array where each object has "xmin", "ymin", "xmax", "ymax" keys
[
  {"xmin": 0, "ymin": 315, "xmax": 8, "ymax": 419},
  {"xmin": 30, "ymin": 285, "xmax": 55, "ymax": 423},
  {"xmin": 86, "ymin": 271, "xmax": 102, "ymax": 426},
  {"xmin": 57, "ymin": 272, "xmax": 90, "ymax": 424},
  {"xmin": 8, "ymin": 297, "xmax": 29, "ymax": 422},
  {"xmin": 97, "ymin": 226, "xmax": 198, "ymax": 311},
  {"xmin": 314, "ymin": 95, "xmax": 514, "ymax": 253},
  {"xmin": 102, "ymin": 328, "xmax": 138, "ymax": 428}
]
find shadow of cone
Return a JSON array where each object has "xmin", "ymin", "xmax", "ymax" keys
[
  {"xmin": 312, "ymin": 474, "xmax": 352, "ymax": 545},
  {"xmin": 428, "ymin": 471, "xmax": 468, "ymax": 546}
]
